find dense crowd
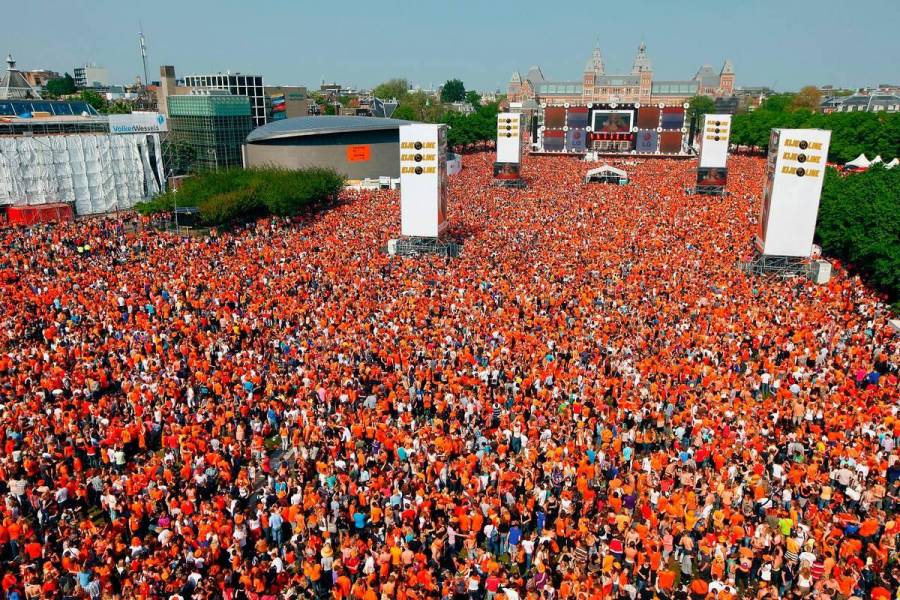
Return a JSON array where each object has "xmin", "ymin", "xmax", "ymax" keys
[{"xmin": 0, "ymin": 153, "xmax": 897, "ymax": 600}]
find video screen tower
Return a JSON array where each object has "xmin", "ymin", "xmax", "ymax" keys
[
  {"xmin": 695, "ymin": 114, "xmax": 731, "ymax": 195},
  {"xmin": 494, "ymin": 112, "xmax": 524, "ymax": 187}
]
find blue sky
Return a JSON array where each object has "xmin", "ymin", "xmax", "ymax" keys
[{"xmin": 7, "ymin": 0, "xmax": 899, "ymax": 92}]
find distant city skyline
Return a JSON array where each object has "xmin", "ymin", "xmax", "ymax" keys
[{"xmin": 6, "ymin": 0, "xmax": 899, "ymax": 93}]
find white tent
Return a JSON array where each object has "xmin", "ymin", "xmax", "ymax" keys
[
  {"xmin": 584, "ymin": 165, "xmax": 627, "ymax": 184},
  {"xmin": 845, "ymin": 153, "xmax": 870, "ymax": 168},
  {"xmin": 871, "ymin": 155, "xmax": 883, "ymax": 165},
  {"xmin": 885, "ymin": 158, "xmax": 898, "ymax": 170}
]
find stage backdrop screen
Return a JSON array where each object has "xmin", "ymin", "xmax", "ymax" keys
[
  {"xmin": 542, "ymin": 129, "xmax": 565, "ymax": 151},
  {"xmin": 592, "ymin": 110, "xmax": 633, "ymax": 133},
  {"xmin": 544, "ymin": 107, "xmax": 566, "ymax": 129},
  {"xmin": 698, "ymin": 114, "xmax": 731, "ymax": 168},
  {"xmin": 661, "ymin": 106, "xmax": 685, "ymax": 130},
  {"xmin": 637, "ymin": 107, "xmax": 661, "ymax": 129},
  {"xmin": 566, "ymin": 106, "xmax": 590, "ymax": 129},
  {"xmin": 757, "ymin": 128, "xmax": 831, "ymax": 257},
  {"xmin": 635, "ymin": 130, "xmax": 658, "ymax": 153},
  {"xmin": 496, "ymin": 112, "xmax": 522, "ymax": 164},
  {"xmin": 566, "ymin": 128, "xmax": 587, "ymax": 153},
  {"xmin": 659, "ymin": 131, "xmax": 683, "ymax": 154},
  {"xmin": 400, "ymin": 124, "xmax": 448, "ymax": 238}
]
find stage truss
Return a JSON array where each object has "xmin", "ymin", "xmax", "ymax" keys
[
  {"xmin": 492, "ymin": 179, "xmax": 527, "ymax": 189},
  {"xmin": 390, "ymin": 236, "xmax": 461, "ymax": 258},
  {"xmin": 738, "ymin": 253, "xmax": 810, "ymax": 278},
  {"xmin": 693, "ymin": 185, "xmax": 726, "ymax": 196}
]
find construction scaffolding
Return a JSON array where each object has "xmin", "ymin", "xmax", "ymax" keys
[{"xmin": 0, "ymin": 132, "xmax": 164, "ymax": 214}]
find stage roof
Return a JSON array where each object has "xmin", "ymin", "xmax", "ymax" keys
[{"xmin": 247, "ymin": 116, "xmax": 411, "ymax": 143}]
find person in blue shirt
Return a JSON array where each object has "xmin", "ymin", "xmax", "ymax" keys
[
  {"xmin": 508, "ymin": 524, "xmax": 522, "ymax": 556},
  {"xmin": 353, "ymin": 510, "xmax": 368, "ymax": 536}
]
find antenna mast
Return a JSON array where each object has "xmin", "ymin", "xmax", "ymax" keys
[{"xmin": 139, "ymin": 22, "xmax": 150, "ymax": 88}]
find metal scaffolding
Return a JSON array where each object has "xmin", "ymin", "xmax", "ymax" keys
[
  {"xmin": 389, "ymin": 237, "xmax": 462, "ymax": 258},
  {"xmin": 738, "ymin": 253, "xmax": 810, "ymax": 278},
  {"xmin": 693, "ymin": 185, "xmax": 727, "ymax": 196}
]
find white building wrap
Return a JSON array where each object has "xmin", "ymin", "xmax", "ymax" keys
[
  {"xmin": 757, "ymin": 128, "xmax": 831, "ymax": 257},
  {"xmin": 698, "ymin": 114, "xmax": 731, "ymax": 168},
  {"xmin": 496, "ymin": 112, "xmax": 522, "ymax": 164},
  {"xmin": 0, "ymin": 133, "xmax": 164, "ymax": 215},
  {"xmin": 399, "ymin": 124, "xmax": 448, "ymax": 238}
]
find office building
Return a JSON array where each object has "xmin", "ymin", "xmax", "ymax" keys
[
  {"xmin": 264, "ymin": 86, "xmax": 310, "ymax": 121},
  {"xmin": 183, "ymin": 71, "xmax": 266, "ymax": 127},
  {"xmin": 167, "ymin": 91, "xmax": 253, "ymax": 171},
  {"xmin": 74, "ymin": 64, "xmax": 110, "ymax": 89}
]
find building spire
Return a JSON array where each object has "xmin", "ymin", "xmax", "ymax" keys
[
  {"xmin": 0, "ymin": 52, "xmax": 41, "ymax": 100},
  {"xmin": 585, "ymin": 43, "xmax": 604, "ymax": 75},
  {"xmin": 631, "ymin": 41, "xmax": 652, "ymax": 74}
]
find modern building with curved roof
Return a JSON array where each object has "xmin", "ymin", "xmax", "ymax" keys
[{"xmin": 244, "ymin": 115, "xmax": 411, "ymax": 180}]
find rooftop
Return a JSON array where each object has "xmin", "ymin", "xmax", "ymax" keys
[{"xmin": 246, "ymin": 115, "xmax": 412, "ymax": 143}]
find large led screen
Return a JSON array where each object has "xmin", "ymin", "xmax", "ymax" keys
[
  {"xmin": 493, "ymin": 162, "xmax": 521, "ymax": 180},
  {"xmin": 542, "ymin": 129, "xmax": 565, "ymax": 151},
  {"xmin": 697, "ymin": 167, "xmax": 728, "ymax": 187},
  {"xmin": 544, "ymin": 107, "xmax": 566, "ymax": 129},
  {"xmin": 661, "ymin": 107, "xmax": 685, "ymax": 130},
  {"xmin": 566, "ymin": 106, "xmax": 589, "ymax": 129},
  {"xmin": 635, "ymin": 130, "xmax": 658, "ymax": 153},
  {"xmin": 592, "ymin": 110, "xmax": 633, "ymax": 133},
  {"xmin": 637, "ymin": 107, "xmax": 661, "ymax": 129},
  {"xmin": 659, "ymin": 131, "xmax": 683, "ymax": 154},
  {"xmin": 566, "ymin": 128, "xmax": 587, "ymax": 153}
]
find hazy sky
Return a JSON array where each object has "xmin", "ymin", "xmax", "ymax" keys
[{"xmin": 7, "ymin": 0, "xmax": 899, "ymax": 92}]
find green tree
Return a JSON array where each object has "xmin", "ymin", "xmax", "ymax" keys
[
  {"xmin": 441, "ymin": 102, "xmax": 500, "ymax": 148},
  {"xmin": 45, "ymin": 73, "xmax": 77, "ymax": 96},
  {"xmin": 465, "ymin": 90, "xmax": 482, "ymax": 107},
  {"xmin": 163, "ymin": 139, "xmax": 198, "ymax": 176},
  {"xmin": 687, "ymin": 95, "xmax": 715, "ymax": 124},
  {"xmin": 440, "ymin": 79, "xmax": 466, "ymax": 103},
  {"xmin": 79, "ymin": 90, "xmax": 107, "ymax": 112},
  {"xmin": 373, "ymin": 78, "xmax": 409, "ymax": 101},
  {"xmin": 393, "ymin": 91, "xmax": 446, "ymax": 123},
  {"xmin": 817, "ymin": 165, "xmax": 900, "ymax": 307},
  {"xmin": 106, "ymin": 101, "xmax": 133, "ymax": 114},
  {"xmin": 759, "ymin": 93, "xmax": 795, "ymax": 112},
  {"xmin": 391, "ymin": 104, "xmax": 417, "ymax": 121},
  {"xmin": 731, "ymin": 104, "xmax": 900, "ymax": 162},
  {"xmin": 791, "ymin": 86, "xmax": 822, "ymax": 111}
]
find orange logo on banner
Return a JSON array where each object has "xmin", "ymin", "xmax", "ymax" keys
[{"xmin": 346, "ymin": 145, "xmax": 371, "ymax": 162}]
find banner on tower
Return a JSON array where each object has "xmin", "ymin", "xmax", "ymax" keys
[
  {"xmin": 698, "ymin": 114, "xmax": 731, "ymax": 168},
  {"xmin": 400, "ymin": 124, "xmax": 448, "ymax": 238},
  {"xmin": 496, "ymin": 112, "xmax": 522, "ymax": 164},
  {"xmin": 756, "ymin": 128, "xmax": 831, "ymax": 257}
]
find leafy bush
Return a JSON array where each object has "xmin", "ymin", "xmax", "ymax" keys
[
  {"xmin": 817, "ymin": 165, "xmax": 900, "ymax": 307},
  {"xmin": 198, "ymin": 188, "xmax": 264, "ymax": 225},
  {"xmin": 134, "ymin": 167, "xmax": 345, "ymax": 225}
]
